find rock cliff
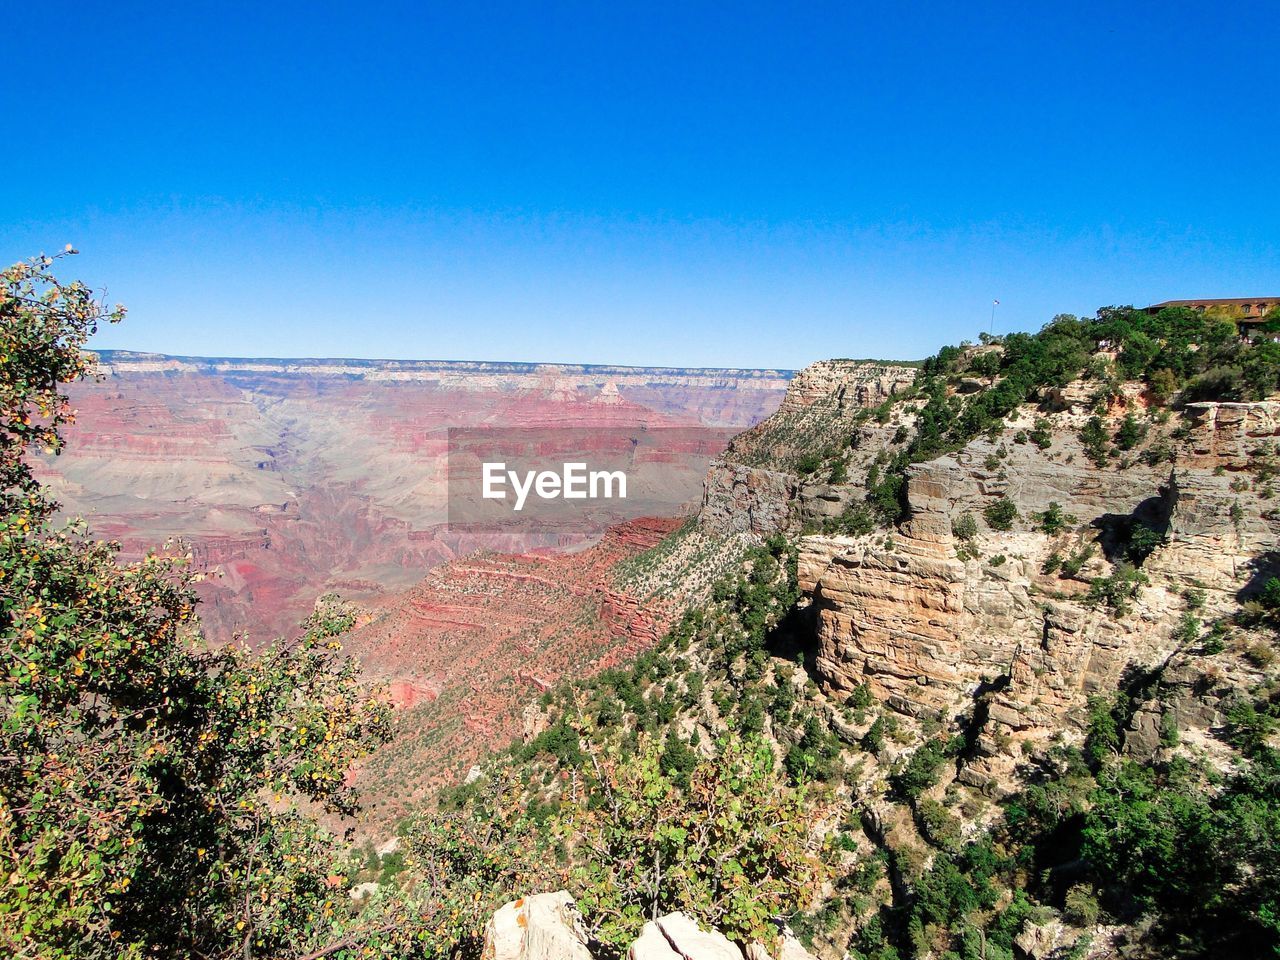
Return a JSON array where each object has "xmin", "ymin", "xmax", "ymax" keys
[
  {"xmin": 731, "ymin": 356, "xmax": 1280, "ymax": 792},
  {"xmin": 700, "ymin": 361, "xmax": 917, "ymax": 535}
]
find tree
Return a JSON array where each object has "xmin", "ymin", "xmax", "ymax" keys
[
  {"xmin": 567, "ymin": 734, "xmax": 826, "ymax": 949},
  {"xmin": 1037, "ymin": 501, "xmax": 1074, "ymax": 535},
  {"xmin": 0, "ymin": 254, "xmax": 391, "ymax": 959},
  {"xmin": 983, "ymin": 498, "xmax": 1019, "ymax": 532},
  {"xmin": 951, "ymin": 512, "xmax": 978, "ymax": 541},
  {"xmin": 1114, "ymin": 413, "xmax": 1146, "ymax": 451}
]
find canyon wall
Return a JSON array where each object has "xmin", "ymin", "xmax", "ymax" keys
[
  {"xmin": 700, "ymin": 361, "xmax": 918, "ymax": 534},
  {"xmin": 766, "ymin": 364, "xmax": 1280, "ymax": 792},
  {"xmin": 41, "ymin": 351, "xmax": 791, "ymax": 641}
]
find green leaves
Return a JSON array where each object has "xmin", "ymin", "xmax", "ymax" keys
[
  {"xmin": 0, "ymin": 256, "xmax": 391, "ymax": 959},
  {"xmin": 557, "ymin": 733, "xmax": 826, "ymax": 949}
]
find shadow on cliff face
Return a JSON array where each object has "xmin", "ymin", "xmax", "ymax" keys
[
  {"xmin": 1092, "ymin": 483, "xmax": 1177, "ymax": 565},
  {"xmin": 764, "ymin": 598, "xmax": 819, "ymax": 674},
  {"xmin": 1238, "ymin": 550, "xmax": 1280, "ymax": 603}
]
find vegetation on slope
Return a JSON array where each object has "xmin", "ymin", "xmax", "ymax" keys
[
  {"xmin": 7, "ymin": 254, "xmax": 1280, "ymax": 960},
  {"xmin": 351, "ymin": 305, "xmax": 1280, "ymax": 959},
  {"xmin": 1, "ymin": 254, "xmax": 392, "ymax": 959},
  {"xmin": 863, "ymin": 306, "xmax": 1280, "ymax": 524}
]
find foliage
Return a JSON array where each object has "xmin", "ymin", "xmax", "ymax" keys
[
  {"xmin": 983, "ymin": 498, "xmax": 1019, "ymax": 532},
  {"xmin": 891, "ymin": 737, "xmax": 953, "ymax": 801},
  {"xmin": 951, "ymin": 512, "xmax": 978, "ymax": 541},
  {"xmin": 1079, "ymin": 415, "xmax": 1110, "ymax": 466},
  {"xmin": 1114, "ymin": 413, "xmax": 1146, "ymax": 451},
  {"xmin": 1081, "ymin": 754, "xmax": 1280, "ymax": 955},
  {"xmin": 1037, "ymin": 501, "xmax": 1074, "ymax": 535},
  {"xmin": 1088, "ymin": 562, "xmax": 1148, "ymax": 615},
  {"xmin": 0, "ymin": 255, "xmax": 392, "ymax": 960},
  {"xmin": 565, "ymin": 733, "xmax": 826, "ymax": 948},
  {"xmin": 1028, "ymin": 417, "xmax": 1053, "ymax": 449},
  {"xmin": 1125, "ymin": 523, "xmax": 1167, "ymax": 566},
  {"xmin": 0, "ymin": 251, "xmax": 124, "ymax": 509},
  {"xmin": 784, "ymin": 712, "xmax": 842, "ymax": 784}
]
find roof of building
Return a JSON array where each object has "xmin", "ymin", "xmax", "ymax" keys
[{"xmin": 1147, "ymin": 298, "xmax": 1280, "ymax": 309}]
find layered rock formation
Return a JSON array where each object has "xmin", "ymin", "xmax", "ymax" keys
[
  {"xmin": 41, "ymin": 351, "xmax": 790, "ymax": 641},
  {"xmin": 342, "ymin": 516, "xmax": 716, "ymax": 827},
  {"xmin": 740, "ymin": 360, "xmax": 1280, "ymax": 791},
  {"xmin": 701, "ymin": 361, "xmax": 917, "ymax": 535}
]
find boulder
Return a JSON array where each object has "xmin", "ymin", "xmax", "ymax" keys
[
  {"xmin": 482, "ymin": 891, "xmax": 592, "ymax": 960},
  {"xmin": 628, "ymin": 913, "xmax": 743, "ymax": 960},
  {"xmin": 1013, "ymin": 918, "xmax": 1076, "ymax": 959}
]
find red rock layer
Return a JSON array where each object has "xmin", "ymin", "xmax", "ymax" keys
[{"xmin": 345, "ymin": 516, "xmax": 683, "ymax": 826}]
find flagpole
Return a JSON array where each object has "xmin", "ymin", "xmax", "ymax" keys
[{"xmin": 989, "ymin": 299, "xmax": 999, "ymax": 335}]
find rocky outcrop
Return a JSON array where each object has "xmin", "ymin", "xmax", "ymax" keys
[
  {"xmin": 700, "ymin": 464, "xmax": 799, "ymax": 535},
  {"xmin": 796, "ymin": 395, "xmax": 1280, "ymax": 787},
  {"xmin": 1181, "ymin": 400, "xmax": 1280, "ymax": 469},
  {"xmin": 629, "ymin": 913, "xmax": 743, "ymax": 960},
  {"xmin": 482, "ymin": 892, "xmax": 592, "ymax": 960},
  {"xmin": 482, "ymin": 894, "xmax": 819, "ymax": 960},
  {"xmin": 778, "ymin": 361, "xmax": 916, "ymax": 414},
  {"xmin": 700, "ymin": 360, "xmax": 918, "ymax": 537}
]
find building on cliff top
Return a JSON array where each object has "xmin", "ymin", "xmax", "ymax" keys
[{"xmin": 1146, "ymin": 298, "xmax": 1280, "ymax": 338}]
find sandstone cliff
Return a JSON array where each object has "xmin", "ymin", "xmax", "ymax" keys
[
  {"xmin": 700, "ymin": 361, "xmax": 917, "ymax": 535},
  {"xmin": 723, "ymin": 355, "xmax": 1279, "ymax": 796}
]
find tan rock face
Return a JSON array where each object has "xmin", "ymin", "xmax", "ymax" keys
[
  {"xmin": 699, "ymin": 359, "xmax": 918, "ymax": 537},
  {"xmin": 700, "ymin": 463, "xmax": 799, "ymax": 535},
  {"xmin": 628, "ymin": 913, "xmax": 744, "ymax": 960},
  {"xmin": 778, "ymin": 361, "xmax": 916, "ymax": 414},
  {"xmin": 1182, "ymin": 400, "xmax": 1280, "ymax": 469},
  {"xmin": 483, "ymin": 897, "xmax": 819, "ymax": 960},
  {"xmin": 482, "ymin": 892, "xmax": 592, "ymax": 960},
  {"xmin": 807, "ymin": 538, "xmax": 969, "ymax": 717},
  {"xmin": 795, "ymin": 394, "xmax": 1280, "ymax": 783}
]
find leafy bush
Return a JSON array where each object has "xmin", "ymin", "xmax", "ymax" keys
[
  {"xmin": 984, "ymin": 498, "xmax": 1019, "ymax": 531},
  {"xmin": 1114, "ymin": 413, "xmax": 1146, "ymax": 451},
  {"xmin": 795, "ymin": 451, "xmax": 823, "ymax": 475},
  {"xmin": 1080, "ymin": 415, "xmax": 1110, "ymax": 465},
  {"xmin": 1125, "ymin": 523, "xmax": 1166, "ymax": 565},
  {"xmin": 1060, "ymin": 545, "xmax": 1096, "ymax": 579},
  {"xmin": 568, "ymin": 734, "xmax": 826, "ymax": 948},
  {"xmin": 1088, "ymin": 562, "xmax": 1149, "ymax": 615},
  {"xmin": 1028, "ymin": 418, "xmax": 1053, "ymax": 450},
  {"xmin": 1081, "ymin": 755, "xmax": 1280, "ymax": 954},
  {"xmin": 0, "ymin": 254, "xmax": 392, "ymax": 959},
  {"xmin": 892, "ymin": 737, "xmax": 953, "ymax": 801},
  {"xmin": 1037, "ymin": 501, "xmax": 1074, "ymax": 535},
  {"xmin": 952, "ymin": 512, "xmax": 979, "ymax": 541}
]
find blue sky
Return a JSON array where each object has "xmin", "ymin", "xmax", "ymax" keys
[{"xmin": 3, "ymin": 1, "xmax": 1277, "ymax": 369}]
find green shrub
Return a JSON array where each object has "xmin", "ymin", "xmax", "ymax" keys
[
  {"xmin": 1114, "ymin": 413, "xmax": 1146, "ymax": 451},
  {"xmin": 1088, "ymin": 562, "xmax": 1148, "ymax": 615},
  {"xmin": 1038, "ymin": 501, "xmax": 1074, "ymax": 535},
  {"xmin": 1079, "ymin": 415, "xmax": 1110, "ymax": 465},
  {"xmin": 795, "ymin": 451, "xmax": 823, "ymax": 475},
  {"xmin": 952, "ymin": 512, "xmax": 979, "ymax": 541},
  {"xmin": 1030, "ymin": 417, "xmax": 1054, "ymax": 449},
  {"xmin": 984, "ymin": 498, "xmax": 1019, "ymax": 531},
  {"xmin": 892, "ymin": 738, "xmax": 952, "ymax": 801}
]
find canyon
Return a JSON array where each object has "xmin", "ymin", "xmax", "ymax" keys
[{"xmin": 39, "ymin": 351, "xmax": 791, "ymax": 642}]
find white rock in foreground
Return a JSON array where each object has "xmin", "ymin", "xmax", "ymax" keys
[
  {"xmin": 628, "ymin": 913, "xmax": 743, "ymax": 960},
  {"xmin": 482, "ymin": 891, "xmax": 592, "ymax": 960}
]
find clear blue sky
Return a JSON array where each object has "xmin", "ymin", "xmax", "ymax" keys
[{"xmin": 3, "ymin": 1, "xmax": 1277, "ymax": 369}]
